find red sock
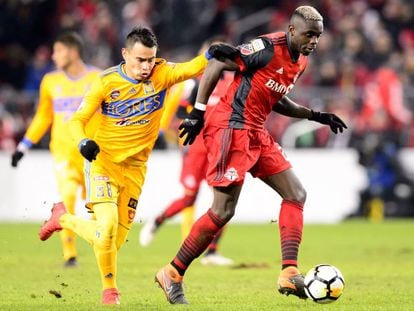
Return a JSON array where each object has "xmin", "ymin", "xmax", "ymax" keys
[
  {"xmin": 172, "ymin": 208, "xmax": 226, "ymax": 275},
  {"xmin": 156, "ymin": 194, "xmax": 196, "ymax": 225},
  {"xmin": 206, "ymin": 227, "xmax": 224, "ymax": 254},
  {"xmin": 279, "ymin": 199, "xmax": 303, "ymax": 268}
]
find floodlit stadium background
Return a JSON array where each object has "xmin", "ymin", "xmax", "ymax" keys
[{"xmin": 1, "ymin": 0, "xmax": 413, "ymax": 222}]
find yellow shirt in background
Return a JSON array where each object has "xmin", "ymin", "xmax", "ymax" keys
[{"xmin": 24, "ymin": 66, "xmax": 101, "ymax": 158}]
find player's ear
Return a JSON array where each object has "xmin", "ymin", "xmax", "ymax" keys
[
  {"xmin": 121, "ymin": 47, "xmax": 128, "ymax": 60},
  {"xmin": 288, "ymin": 24, "xmax": 295, "ymax": 36}
]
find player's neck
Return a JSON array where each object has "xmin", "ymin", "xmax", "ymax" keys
[
  {"xmin": 286, "ymin": 34, "xmax": 300, "ymax": 63},
  {"xmin": 64, "ymin": 60, "xmax": 88, "ymax": 79}
]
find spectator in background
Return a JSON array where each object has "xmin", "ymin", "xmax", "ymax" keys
[{"xmin": 23, "ymin": 45, "xmax": 54, "ymax": 95}]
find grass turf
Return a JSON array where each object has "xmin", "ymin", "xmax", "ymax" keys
[{"xmin": 1, "ymin": 220, "xmax": 413, "ymax": 310}]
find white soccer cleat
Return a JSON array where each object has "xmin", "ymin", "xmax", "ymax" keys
[
  {"xmin": 200, "ymin": 253, "xmax": 234, "ymax": 266},
  {"xmin": 139, "ymin": 219, "xmax": 158, "ymax": 247}
]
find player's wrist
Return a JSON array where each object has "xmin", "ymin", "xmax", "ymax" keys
[
  {"xmin": 17, "ymin": 138, "xmax": 33, "ymax": 152},
  {"xmin": 205, "ymin": 50, "xmax": 213, "ymax": 60},
  {"xmin": 194, "ymin": 102, "xmax": 207, "ymax": 111},
  {"xmin": 308, "ymin": 109, "xmax": 320, "ymax": 121}
]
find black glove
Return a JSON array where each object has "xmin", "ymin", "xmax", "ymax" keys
[
  {"xmin": 308, "ymin": 110, "xmax": 348, "ymax": 134},
  {"xmin": 11, "ymin": 151, "xmax": 24, "ymax": 167},
  {"xmin": 176, "ymin": 105, "xmax": 189, "ymax": 119},
  {"xmin": 208, "ymin": 43, "xmax": 239, "ymax": 61},
  {"xmin": 178, "ymin": 108, "xmax": 205, "ymax": 145},
  {"xmin": 79, "ymin": 139, "xmax": 100, "ymax": 162},
  {"xmin": 154, "ymin": 132, "xmax": 168, "ymax": 150}
]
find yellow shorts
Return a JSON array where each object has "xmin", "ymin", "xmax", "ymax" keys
[
  {"xmin": 53, "ymin": 152, "xmax": 85, "ymax": 199},
  {"xmin": 84, "ymin": 152, "xmax": 146, "ymax": 230}
]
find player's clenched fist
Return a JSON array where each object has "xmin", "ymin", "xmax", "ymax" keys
[
  {"xmin": 178, "ymin": 107, "xmax": 205, "ymax": 145},
  {"xmin": 11, "ymin": 151, "xmax": 24, "ymax": 167},
  {"xmin": 79, "ymin": 139, "xmax": 100, "ymax": 162}
]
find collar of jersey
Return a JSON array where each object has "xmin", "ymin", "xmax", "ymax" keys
[{"xmin": 118, "ymin": 62, "xmax": 141, "ymax": 84}]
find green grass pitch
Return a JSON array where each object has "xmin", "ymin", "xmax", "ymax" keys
[{"xmin": 1, "ymin": 220, "xmax": 414, "ymax": 310}]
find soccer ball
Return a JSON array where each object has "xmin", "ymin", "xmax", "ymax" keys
[{"xmin": 304, "ymin": 264, "xmax": 345, "ymax": 303}]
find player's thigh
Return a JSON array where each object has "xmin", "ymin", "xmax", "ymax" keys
[
  {"xmin": 180, "ymin": 148, "xmax": 209, "ymax": 192},
  {"xmin": 53, "ymin": 157, "xmax": 83, "ymax": 196},
  {"xmin": 262, "ymin": 169, "xmax": 306, "ymax": 202},
  {"xmin": 204, "ymin": 127, "xmax": 258, "ymax": 187},
  {"xmin": 84, "ymin": 159, "xmax": 119, "ymax": 209}
]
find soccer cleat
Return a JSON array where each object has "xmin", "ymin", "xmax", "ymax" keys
[
  {"xmin": 64, "ymin": 257, "xmax": 78, "ymax": 268},
  {"xmin": 277, "ymin": 266, "xmax": 308, "ymax": 299},
  {"xmin": 155, "ymin": 264, "xmax": 189, "ymax": 304},
  {"xmin": 201, "ymin": 253, "xmax": 234, "ymax": 266},
  {"xmin": 102, "ymin": 288, "xmax": 120, "ymax": 305},
  {"xmin": 139, "ymin": 219, "xmax": 158, "ymax": 247},
  {"xmin": 39, "ymin": 202, "xmax": 67, "ymax": 241}
]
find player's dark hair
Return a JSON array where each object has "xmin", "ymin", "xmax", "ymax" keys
[
  {"xmin": 126, "ymin": 26, "xmax": 158, "ymax": 49},
  {"xmin": 55, "ymin": 32, "xmax": 85, "ymax": 59}
]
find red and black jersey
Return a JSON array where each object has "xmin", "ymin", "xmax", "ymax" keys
[{"xmin": 206, "ymin": 32, "xmax": 308, "ymax": 130}]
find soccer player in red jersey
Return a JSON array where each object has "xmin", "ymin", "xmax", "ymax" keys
[
  {"xmin": 156, "ymin": 6, "xmax": 347, "ymax": 304},
  {"xmin": 140, "ymin": 71, "xmax": 234, "ymax": 266}
]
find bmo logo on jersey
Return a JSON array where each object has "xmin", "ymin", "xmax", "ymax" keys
[{"xmin": 265, "ymin": 79, "xmax": 294, "ymax": 95}]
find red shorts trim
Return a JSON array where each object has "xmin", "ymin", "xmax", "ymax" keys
[{"xmin": 204, "ymin": 126, "xmax": 291, "ymax": 187}]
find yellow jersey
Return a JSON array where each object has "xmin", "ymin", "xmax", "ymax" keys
[
  {"xmin": 24, "ymin": 66, "xmax": 101, "ymax": 157},
  {"xmin": 70, "ymin": 53, "xmax": 208, "ymax": 164}
]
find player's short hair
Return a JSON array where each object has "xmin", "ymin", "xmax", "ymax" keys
[
  {"xmin": 126, "ymin": 26, "xmax": 158, "ymax": 49},
  {"xmin": 55, "ymin": 32, "xmax": 85, "ymax": 58},
  {"xmin": 293, "ymin": 6, "xmax": 323, "ymax": 22}
]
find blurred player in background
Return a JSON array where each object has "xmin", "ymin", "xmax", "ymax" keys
[
  {"xmin": 11, "ymin": 32, "xmax": 101, "ymax": 267},
  {"xmin": 140, "ymin": 37, "xmax": 234, "ymax": 266},
  {"xmin": 38, "ymin": 26, "xmax": 212, "ymax": 305},
  {"xmin": 156, "ymin": 6, "xmax": 348, "ymax": 304}
]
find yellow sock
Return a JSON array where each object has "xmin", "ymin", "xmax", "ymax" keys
[
  {"xmin": 181, "ymin": 206, "xmax": 195, "ymax": 241},
  {"xmin": 94, "ymin": 241, "xmax": 117, "ymax": 290},
  {"xmin": 92, "ymin": 203, "xmax": 118, "ymax": 290},
  {"xmin": 60, "ymin": 192, "xmax": 77, "ymax": 261}
]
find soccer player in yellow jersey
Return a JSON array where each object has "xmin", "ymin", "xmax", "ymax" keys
[
  {"xmin": 11, "ymin": 32, "xmax": 100, "ymax": 267},
  {"xmin": 38, "ymin": 26, "xmax": 212, "ymax": 305}
]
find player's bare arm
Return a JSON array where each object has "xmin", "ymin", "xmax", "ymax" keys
[
  {"xmin": 273, "ymin": 96, "xmax": 348, "ymax": 134},
  {"xmin": 195, "ymin": 58, "xmax": 238, "ymax": 105},
  {"xmin": 273, "ymin": 96, "xmax": 312, "ymax": 118},
  {"xmin": 179, "ymin": 57, "xmax": 238, "ymax": 145}
]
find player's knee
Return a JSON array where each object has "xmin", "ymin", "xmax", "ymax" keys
[
  {"xmin": 212, "ymin": 206, "xmax": 235, "ymax": 223},
  {"xmin": 290, "ymin": 187, "xmax": 307, "ymax": 204},
  {"xmin": 183, "ymin": 194, "xmax": 197, "ymax": 206}
]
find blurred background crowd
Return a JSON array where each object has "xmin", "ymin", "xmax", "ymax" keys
[{"xmin": 1, "ymin": 0, "xmax": 414, "ymax": 217}]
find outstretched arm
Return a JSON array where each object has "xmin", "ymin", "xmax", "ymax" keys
[
  {"xmin": 272, "ymin": 96, "xmax": 313, "ymax": 118},
  {"xmin": 195, "ymin": 58, "xmax": 238, "ymax": 105},
  {"xmin": 179, "ymin": 57, "xmax": 238, "ymax": 145},
  {"xmin": 273, "ymin": 96, "xmax": 348, "ymax": 134}
]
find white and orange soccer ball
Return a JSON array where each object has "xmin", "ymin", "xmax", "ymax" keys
[{"xmin": 304, "ymin": 264, "xmax": 345, "ymax": 303}]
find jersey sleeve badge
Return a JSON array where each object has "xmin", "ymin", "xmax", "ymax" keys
[
  {"xmin": 240, "ymin": 43, "xmax": 254, "ymax": 55},
  {"xmin": 251, "ymin": 38, "xmax": 265, "ymax": 52}
]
